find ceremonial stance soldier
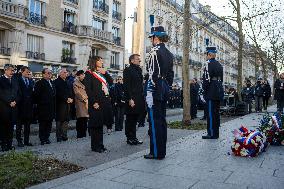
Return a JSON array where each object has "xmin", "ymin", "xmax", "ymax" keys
[
  {"xmin": 144, "ymin": 26, "xmax": 174, "ymax": 159},
  {"xmin": 202, "ymin": 47, "xmax": 224, "ymax": 139}
]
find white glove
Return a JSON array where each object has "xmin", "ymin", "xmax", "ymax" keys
[
  {"xmin": 146, "ymin": 91, "xmax": 153, "ymax": 108},
  {"xmin": 200, "ymin": 95, "xmax": 205, "ymax": 103}
]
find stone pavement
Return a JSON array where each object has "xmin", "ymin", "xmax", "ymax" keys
[{"xmin": 29, "ymin": 105, "xmax": 284, "ymax": 189}]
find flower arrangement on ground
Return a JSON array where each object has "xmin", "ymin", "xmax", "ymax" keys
[{"xmin": 231, "ymin": 126, "xmax": 268, "ymax": 157}]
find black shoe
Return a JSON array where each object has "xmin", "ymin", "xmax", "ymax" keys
[
  {"xmin": 115, "ymin": 129, "xmax": 122, "ymax": 131},
  {"xmin": 41, "ymin": 141, "xmax": 45, "ymax": 145},
  {"xmin": 134, "ymin": 138, "xmax": 143, "ymax": 145},
  {"xmin": 24, "ymin": 142, "xmax": 33, "ymax": 146},
  {"xmin": 62, "ymin": 137, "xmax": 68, "ymax": 141},
  {"xmin": 92, "ymin": 148, "xmax": 104, "ymax": 153},
  {"xmin": 45, "ymin": 140, "xmax": 51, "ymax": 144},
  {"xmin": 57, "ymin": 139, "xmax": 62, "ymax": 142},
  {"xmin": 17, "ymin": 142, "xmax": 24, "ymax": 147},
  {"xmin": 202, "ymin": 135, "xmax": 213, "ymax": 139},
  {"xmin": 144, "ymin": 154, "xmax": 165, "ymax": 160},
  {"xmin": 127, "ymin": 139, "xmax": 136, "ymax": 145}
]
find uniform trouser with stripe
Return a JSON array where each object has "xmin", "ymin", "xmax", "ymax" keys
[
  {"xmin": 148, "ymin": 100, "xmax": 167, "ymax": 158},
  {"xmin": 206, "ymin": 100, "xmax": 220, "ymax": 137}
]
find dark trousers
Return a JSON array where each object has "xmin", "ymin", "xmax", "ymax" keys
[
  {"xmin": 148, "ymin": 100, "xmax": 167, "ymax": 158},
  {"xmin": 190, "ymin": 102, "xmax": 198, "ymax": 118},
  {"xmin": 125, "ymin": 114, "xmax": 139, "ymax": 140},
  {"xmin": 277, "ymin": 100, "xmax": 284, "ymax": 113},
  {"xmin": 89, "ymin": 127, "xmax": 104, "ymax": 150},
  {"xmin": 56, "ymin": 121, "xmax": 69, "ymax": 140},
  {"xmin": 16, "ymin": 120, "xmax": 31, "ymax": 144},
  {"xmin": 138, "ymin": 111, "xmax": 147, "ymax": 126},
  {"xmin": 255, "ymin": 96, "xmax": 263, "ymax": 112},
  {"xmin": 39, "ymin": 120, "xmax": 52, "ymax": 142},
  {"xmin": 244, "ymin": 101, "xmax": 252, "ymax": 114},
  {"xmin": 263, "ymin": 97, "xmax": 269, "ymax": 110},
  {"xmin": 206, "ymin": 100, "xmax": 220, "ymax": 138},
  {"xmin": 0, "ymin": 120, "xmax": 14, "ymax": 150},
  {"xmin": 114, "ymin": 105, "xmax": 125, "ymax": 131},
  {"xmin": 76, "ymin": 117, "xmax": 88, "ymax": 138}
]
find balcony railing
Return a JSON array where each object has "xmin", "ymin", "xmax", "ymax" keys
[
  {"xmin": 113, "ymin": 36, "xmax": 121, "ymax": 46},
  {"xmin": 110, "ymin": 64, "xmax": 120, "ymax": 70},
  {"xmin": 77, "ymin": 26, "xmax": 113, "ymax": 42},
  {"xmin": 93, "ymin": 2, "xmax": 109, "ymax": 14},
  {"xmin": 112, "ymin": 10, "xmax": 122, "ymax": 21},
  {"xmin": 0, "ymin": 47, "xmax": 11, "ymax": 56},
  {"xmin": 0, "ymin": 0, "xmax": 27, "ymax": 19},
  {"xmin": 61, "ymin": 56, "xmax": 77, "ymax": 64},
  {"xmin": 26, "ymin": 51, "xmax": 45, "ymax": 60},
  {"xmin": 29, "ymin": 12, "xmax": 47, "ymax": 26},
  {"xmin": 64, "ymin": 0, "xmax": 79, "ymax": 5},
  {"xmin": 62, "ymin": 21, "xmax": 77, "ymax": 34}
]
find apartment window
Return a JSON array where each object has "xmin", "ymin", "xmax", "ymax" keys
[
  {"xmin": 0, "ymin": 30, "xmax": 6, "ymax": 47},
  {"xmin": 112, "ymin": 27, "xmax": 119, "ymax": 37},
  {"xmin": 62, "ymin": 41, "xmax": 75, "ymax": 57},
  {"xmin": 91, "ymin": 48, "xmax": 99, "ymax": 57},
  {"xmin": 27, "ymin": 34, "xmax": 44, "ymax": 53},
  {"xmin": 112, "ymin": 1, "xmax": 120, "ymax": 12},
  {"xmin": 93, "ymin": 0, "xmax": 105, "ymax": 8},
  {"xmin": 29, "ymin": 0, "xmax": 46, "ymax": 16},
  {"xmin": 111, "ymin": 52, "xmax": 119, "ymax": 65},
  {"xmin": 64, "ymin": 11, "xmax": 75, "ymax": 24},
  {"xmin": 92, "ymin": 18, "xmax": 105, "ymax": 30}
]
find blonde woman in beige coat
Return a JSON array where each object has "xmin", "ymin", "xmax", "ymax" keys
[{"xmin": 73, "ymin": 70, "xmax": 89, "ymax": 138}]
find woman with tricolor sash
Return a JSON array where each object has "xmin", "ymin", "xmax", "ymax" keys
[{"xmin": 84, "ymin": 56, "xmax": 113, "ymax": 153}]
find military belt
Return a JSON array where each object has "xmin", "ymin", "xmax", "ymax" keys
[{"xmin": 211, "ymin": 77, "xmax": 221, "ymax": 81}]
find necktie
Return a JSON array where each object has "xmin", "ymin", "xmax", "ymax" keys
[{"xmin": 25, "ymin": 78, "xmax": 29, "ymax": 87}]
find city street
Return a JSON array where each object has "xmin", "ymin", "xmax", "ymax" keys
[{"xmin": 28, "ymin": 105, "xmax": 284, "ymax": 189}]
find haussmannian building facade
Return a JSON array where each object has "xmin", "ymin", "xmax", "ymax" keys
[
  {"xmin": 0, "ymin": 0, "xmax": 126, "ymax": 77},
  {"xmin": 133, "ymin": 0, "xmax": 273, "ymax": 88}
]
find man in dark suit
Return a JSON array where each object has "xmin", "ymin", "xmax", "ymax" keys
[
  {"xmin": 33, "ymin": 68, "xmax": 56, "ymax": 145},
  {"xmin": 16, "ymin": 66, "xmax": 34, "ymax": 147},
  {"xmin": 54, "ymin": 68, "xmax": 74, "ymax": 142},
  {"xmin": 202, "ymin": 47, "xmax": 224, "ymax": 139},
  {"xmin": 190, "ymin": 78, "xmax": 199, "ymax": 119},
  {"xmin": 123, "ymin": 54, "xmax": 145, "ymax": 145},
  {"xmin": 0, "ymin": 64, "xmax": 21, "ymax": 151}
]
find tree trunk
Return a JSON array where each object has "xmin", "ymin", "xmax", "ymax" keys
[
  {"xmin": 182, "ymin": 0, "xmax": 191, "ymax": 126},
  {"xmin": 236, "ymin": 0, "xmax": 243, "ymax": 98}
]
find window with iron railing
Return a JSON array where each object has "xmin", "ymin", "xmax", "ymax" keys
[
  {"xmin": 62, "ymin": 11, "xmax": 77, "ymax": 34},
  {"xmin": 29, "ymin": 0, "xmax": 47, "ymax": 26},
  {"xmin": 27, "ymin": 34, "xmax": 45, "ymax": 60},
  {"xmin": 62, "ymin": 41, "xmax": 76, "ymax": 64},
  {"xmin": 93, "ymin": 0, "xmax": 109, "ymax": 13},
  {"xmin": 92, "ymin": 18, "xmax": 105, "ymax": 30},
  {"xmin": 110, "ymin": 52, "xmax": 120, "ymax": 69}
]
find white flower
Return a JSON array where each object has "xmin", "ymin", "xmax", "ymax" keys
[
  {"xmin": 240, "ymin": 148, "xmax": 249, "ymax": 156},
  {"xmin": 234, "ymin": 143, "xmax": 240, "ymax": 150},
  {"xmin": 255, "ymin": 136, "xmax": 262, "ymax": 142}
]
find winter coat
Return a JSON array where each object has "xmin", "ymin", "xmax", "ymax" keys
[{"xmin": 73, "ymin": 79, "xmax": 89, "ymax": 118}]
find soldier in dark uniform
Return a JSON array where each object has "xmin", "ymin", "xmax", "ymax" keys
[
  {"xmin": 241, "ymin": 80, "xmax": 254, "ymax": 114},
  {"xmin": 144, "ymin": 26, "xmax": 174, "ymax": 159},
  {"xmin": 202, "ymin": 47, "xmax": 224, "ymax": 139}
]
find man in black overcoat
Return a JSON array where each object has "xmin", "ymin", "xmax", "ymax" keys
[
  {"xmin": 16, "ymin": 66, "xmax": 34, "ymax": 147},
  {"xmin": 54, "ymin": 68, "xmax": 74, "ymax": 142},
  {"xmin": 123, "ymin": 54, "xmax": 145, "ymax": 145},
  {"xmin": 33, "ymin": 68, "xmax": 56, "ymax": 145},
  {"xmin": 0, "ymin": 64, "xmax": 21, "ymax": 151}
]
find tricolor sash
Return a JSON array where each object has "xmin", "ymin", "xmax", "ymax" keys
[{"xmin": 87, "ymin": 70, "xmax": 109, "ymax": 95}]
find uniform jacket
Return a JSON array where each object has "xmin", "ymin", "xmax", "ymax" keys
[
  {"xmin": 190, "ymin": 83, "xmax": 199, "ymax": 104},
  {"xmin": 33, "ymin": 79, "xmax": 56, "ymax": 121},
  {"xmin": 146, "ymin": 43, "xmax": 174, "ymax": 101},
  {"xmin": 84, "ymin": 70, "xmax": 113, "ymax": 128},
  {"xmin": 263, "ymin": 84, "xmax": 271, "ymax": 99},
  {"xmin": 254, "ymin": 82, "xmax": 264, "ymax": 97},
  {"xmin": 241, "ymin": 85, "xmax": 254, "ymax": 102},
  {"xmin": 203, "ymin": 58, "xmax": 224, "ymax": 101},
  {"xmin": 274, "ymin": 79, "xmax": 284, "ymax": 100},
  {"xmin": 123, "ymin": 64, "xmax": 145, "ymax": 114},
  {"xmin": 0, "ymin": 75, "xmax": 21, "ymax": 123},
  {"xmin": 18, "ymin": 76, "xmax": 34, "ymax": 120},
  {"xmin": 54, "ymin": 77, "xmax": 74, "ymax": 122},
  {"xmin": 73, "ymin": 79, "xmax": 89, "ymax": 118}
]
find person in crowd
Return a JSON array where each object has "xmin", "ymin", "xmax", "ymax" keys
[
  {"xmin": 202, "ymin": 46, "xmax": 224, "ymax": 140},
  {"xmin": 67, "ymin": 69, "xmax": 77, "ymax": 120},
  {"xmin": 144, "ymin": 26, "xmax": 174, "ymax": 160},
  {"xmin": 54, "ymin": 68, "xmax": 74, "ymax": 142},
  {"xmin": 113, "ymin": 76, "xmax": 125, "ymax": 131},
  {"xmin": 262, "ymin": 79, "xmax": 271, "ymax": 111},
  {"xmin": 73, "ymin": 70, "xmax": 89, "ymax": 138},
  {"xmin": 0, "ymin": 64, "xmax": 20, "ymax": 151},
  {"xmin": 84, "ymin": 56, "xmax": 113, "ymax": 153},
  {"xmin": 33, "ymin": 68, "xmax": 56, "ymax": 145},
  {"xmin": 254, "ymin": 78, "xmax": 264, "ymax": 112},
  {"xmin": 241, "ymin": 80, "xmax": 254, "ymax": 114},
  {"xmin": 274, "ymin": 73, "xmax": 284, "ymax": 113},
  {"xmin": 123, "ymin": 54, "xmax": 145, "ymax": 145},
  {"xmin": 16, "ymin": 66, "xmax": 34, "ymax": 147},
  {"xmin": 190, "ymin": 78, "xmax": 199, "ymax": 119}
]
